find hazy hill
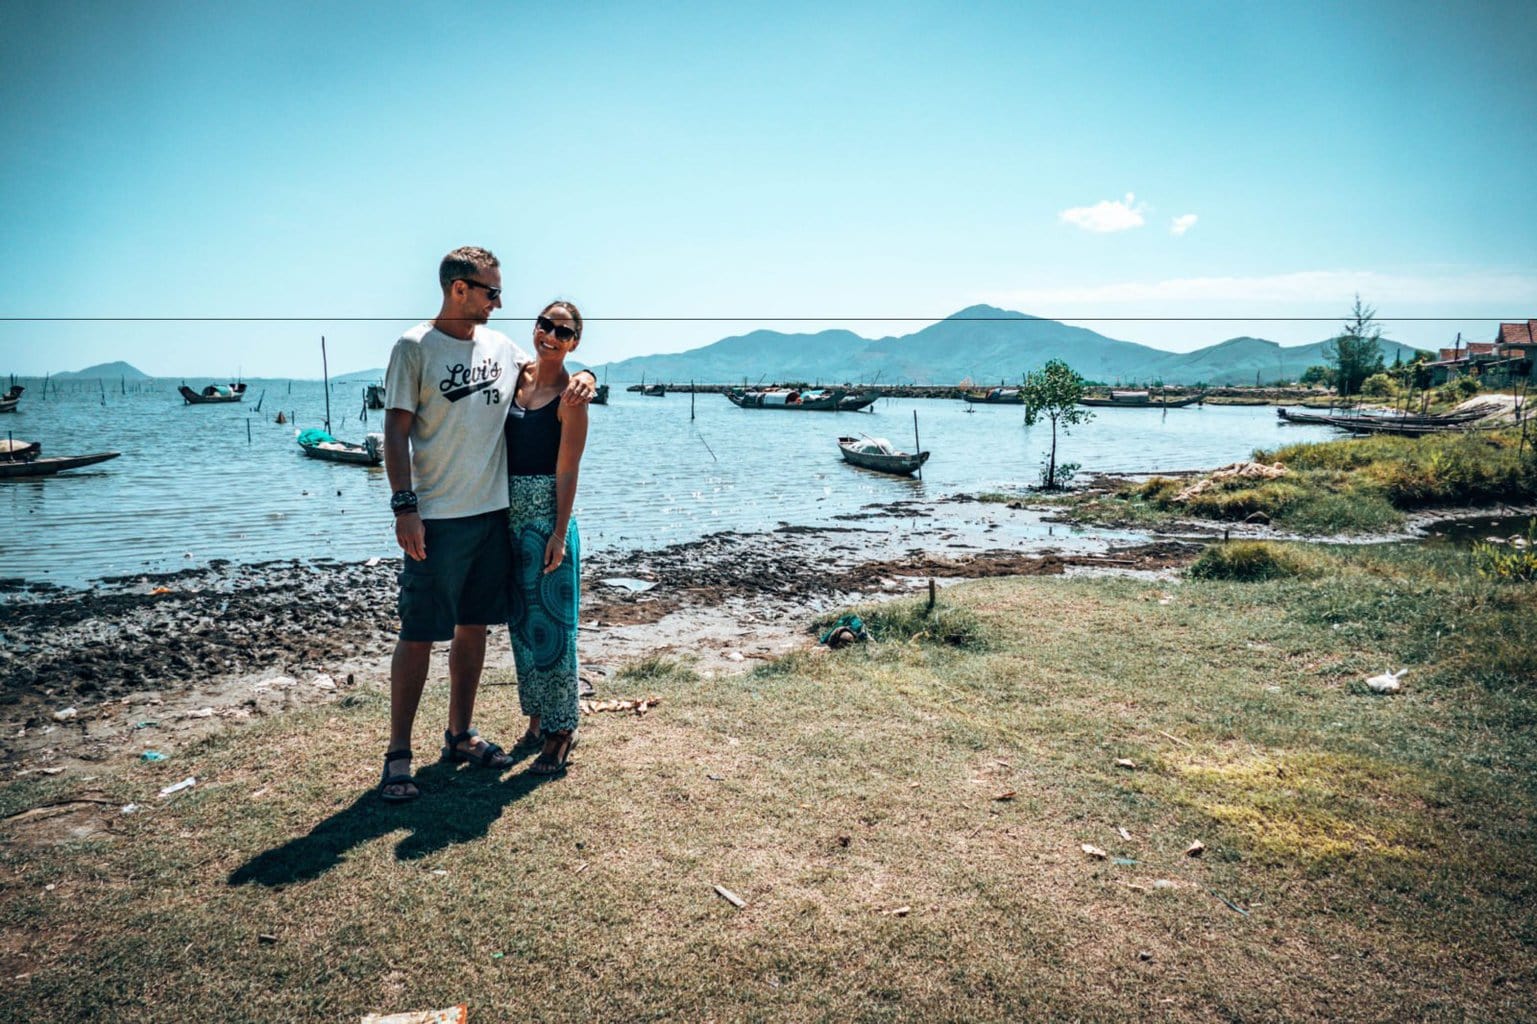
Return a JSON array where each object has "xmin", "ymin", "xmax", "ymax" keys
[
  {"xmin": 587, "ymin": 306, "xmax": 1431, "ymax": 386},
  {"xmin": 54, "ymin": 361, "xmax": 152, "ymax": 380}
]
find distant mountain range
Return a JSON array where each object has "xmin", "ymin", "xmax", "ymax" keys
[
  {"xmin": 40, "ymin": 308, "xmax": 1430, "ymax": 386},
  {"xmin": 586, "ymin": 305, "xmax": 1430, "ymax": 387},
  {"xmin": 54, "ymin": 361, "xmax": 154, "ymax": 381}
]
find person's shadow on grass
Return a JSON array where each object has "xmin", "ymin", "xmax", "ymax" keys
[{"xmin": 228, "ymin": 756, "xmax": 544, "ymax": 887}]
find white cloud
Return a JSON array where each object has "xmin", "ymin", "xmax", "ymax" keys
[
  {"xmin": 1058, "ymin": 193, "xmax": 1146, "ymax": 233},
  {"xmin": 1170, "ymin": 214, "xmax": 1198, "ymax": 236}
]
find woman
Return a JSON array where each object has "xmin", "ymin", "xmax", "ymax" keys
[{"xmin": 505, "ymin": 300, "xmax": 590, "ymax": 775}]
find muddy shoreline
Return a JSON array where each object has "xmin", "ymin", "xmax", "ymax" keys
[{"xmin": 5, "ymin": 490, "xmax": 1526, "ymax": 778}]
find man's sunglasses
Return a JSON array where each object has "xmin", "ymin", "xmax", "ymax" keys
[
  {"xmin": 459, "ymin": 278, "xmax": 502, "ymax": 301},
  {"xmin": 536, "ymin": 315, "xmax": 578, "ymax": 343}
]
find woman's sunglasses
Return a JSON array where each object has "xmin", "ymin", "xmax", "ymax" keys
[{"xmin": 536, "ymin": 315, "xmax": 578, "ymax": 343}]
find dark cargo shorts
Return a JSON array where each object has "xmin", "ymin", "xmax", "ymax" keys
[{"xmin": 397, "ymin": 510, "xmax": 511, "ymax": 642}]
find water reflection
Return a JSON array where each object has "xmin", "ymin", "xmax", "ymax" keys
[{"xmin": 0, "ymin": 382, "xmax": 1334, "ymax": 586}]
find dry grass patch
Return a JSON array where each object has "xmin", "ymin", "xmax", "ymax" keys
[{"xmin": 3, "ymin": 561, "xmax": 1535, "ymax": 1021}]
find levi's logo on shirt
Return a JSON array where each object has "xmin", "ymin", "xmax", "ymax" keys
[{"xmin": 438, "ymin": 358, "xmax": 504, "ymax": 403}]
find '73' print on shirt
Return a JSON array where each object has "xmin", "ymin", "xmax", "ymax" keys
[{"xmin": 439, "ymin": 359, "xmax": 504, "ymax": 403}]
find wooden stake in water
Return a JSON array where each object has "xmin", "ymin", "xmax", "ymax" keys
[
  {"xmin": 913, "ymin": 409, "xmax": 922, "ymax": 481},
  {"xmin": 246, "ymin": 417, "xmax": 252, "ymax": 445},
  {"xmin": 320, "ymin": 336, "xmax": 332, "ymax": 434},
  {"xmin": 691, "ymin": 380, "xmax": 696, "ymax": 421}
]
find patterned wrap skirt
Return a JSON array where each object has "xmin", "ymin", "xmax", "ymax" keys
[{"xmin": 506, "ymin": 475, "xmax": 581, "ymax": 735}]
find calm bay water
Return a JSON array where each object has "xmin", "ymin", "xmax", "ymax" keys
[{"xmin": 0, "ymin": 379, "xmax": 1336, "ymax": 587}]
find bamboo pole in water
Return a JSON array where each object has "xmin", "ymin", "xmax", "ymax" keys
[
  {"xmin": 321, "ymin": 336, "xmax": 332, "ymax": 434},
  {"xmin": 913, "ymin": 410, "xmax": 922, "ymax": 481}
]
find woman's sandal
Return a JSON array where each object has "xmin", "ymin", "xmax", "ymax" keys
[
  {"xmin": 379, "ymin": 748, "xmax": 419, "ymax": 803},
  {"xmin": 441, "ymin": 728, "xmax": 513, "ymax": 769},
  {"xmin": 513, "ymin": 728, "xmax": 542, "ymax": 753},
  {"xmin": 529, "ymin": 729, "xmax": 577, "ymax": 776}
]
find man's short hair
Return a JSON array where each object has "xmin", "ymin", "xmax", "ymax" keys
[{"xmin": 439, "ymin": 246, "xmax": 499, "ymax": 290}]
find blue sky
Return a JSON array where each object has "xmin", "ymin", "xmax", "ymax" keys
[{"xmin": 2, "ymin": 0, "xmax": 1534, "ymax": 377}]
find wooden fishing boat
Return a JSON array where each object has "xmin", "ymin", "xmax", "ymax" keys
[
  {"xmin": 0, "ymin": 385, "xmax": 23, "ymax": 414},
  {"xmin": 1278, "ymin": 406, "xmax": 1496, "ymax": 431},
  {"xmin": 591, "ymin": 384, "xmax": 610, "ymax": 406},
  {"xmin": 837, "ymin": 436, "xmax": 930, "ymax": 476},
  {"xmin": 642, "ymin": 382, "xmax": 666, "ymax": 396},
  {"xmin": 726, "ymin": 387, "xmax": 846, "ymax": 410},
  {"xmin": 179, "ymin": 382, "xmax": 247, "ymax": 405},
  {"xmin": 0, "ymin": 450, "xmax": 120, "ymax": 478},
  {"xmin": 962, "ymin": 387, "xmax": 1024, "ymax": 405},
  {"xmin": 1078, "ymin": 390, "xmax": 1203, "ymax": 408},
  {"xmin": 838, "ymin": 391, "xmax": 880, "ymax": 412},
  {"xmin": 363, "ymin": 383, "xmax": 386, "ymax": 410},
  {"xmin": 297, "ymin": 429, "xmax": 384, "ymax": 465}
]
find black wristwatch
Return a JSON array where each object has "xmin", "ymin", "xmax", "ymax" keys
[{"xmin": 390, "ymin": 489, "xmax": 419, "ymax": 515}]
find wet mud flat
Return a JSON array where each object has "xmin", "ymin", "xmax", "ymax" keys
[{"xmin": 0, "ymin": 498, "xmax": 1201, "ymax": 776}]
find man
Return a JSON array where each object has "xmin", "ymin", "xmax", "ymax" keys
[{"xmin": 379, "ymin": 246, "xmax": 595, "ymax": 802}]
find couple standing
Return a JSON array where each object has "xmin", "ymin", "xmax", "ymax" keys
[{"xmin": 378, "ymin": 246, "xmax": 594, "ymax": 802}]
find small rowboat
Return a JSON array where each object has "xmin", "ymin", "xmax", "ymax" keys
[
  {"xmin": 179, "ymin": 382, "xmax": 247, "ymax": 404},
  {"xmin": 0, "ymin": 451, "xmax": 120, "ymax": 479},
  {"xmin": 727, "ymin": 387, "xmax": 845, "ymax": 410},
  {"xmin": 962, "ymin": 387, "xmax": 1024, "ymax": 405},
  {"xmin": 1078, "ymin": 390, "xmax": 1203, "ymax": 408},
  {"xmin": 297, "ymin": 429, "xmax": 384, "ymax": 466},
  {"xmin": 0, "ymin": 385, "xmax": 23, "ymax": 414},
  {"xmin": 837, "ymin": 436, "xmax": 929, "ymax": 476}
]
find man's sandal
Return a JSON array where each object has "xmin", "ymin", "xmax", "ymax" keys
[
  {"xmin": 441, "ymin": 728, "xmax": 513, "ymax": 769},
  {"xmin": 529, "ymin": 729, "xmax": 577, "ymax": 776},
  {"xmin": 379, "ymin": 748, "xmax": 419, "ymax": 803}
]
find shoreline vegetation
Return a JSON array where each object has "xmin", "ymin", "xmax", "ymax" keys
[{"xmin": 4, "ymin": 406, "xmax": 1536, "ymax": 1020}]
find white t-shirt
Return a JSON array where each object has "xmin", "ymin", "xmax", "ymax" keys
[{"xmin": 384, "ymin": 322, "xmax": 531, "ymax": 519}]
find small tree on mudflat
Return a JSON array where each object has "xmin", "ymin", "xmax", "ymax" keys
[
  {"xmin": 1325, "ymin": 295, "xmax": 1386, "ymax": 396},
  {"xmin": 1023, "ymin": 359, "xmax": 1093, "ymax": 490}
]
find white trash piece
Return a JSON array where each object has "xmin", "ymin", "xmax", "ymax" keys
[
  {"xmin": 53, "ymin": 707, "xmax": 78, "ymax": 722},
  {"xmin": 159, "ymin": 777, "xmax": 196, "ymax": 798},
  {"xmin": 1365, "ymin": 668, "xmax": 1407, "ymax": 694}
]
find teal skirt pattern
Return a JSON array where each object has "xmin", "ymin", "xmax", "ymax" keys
[{"xmin": 506, "ymin": 475, "xmax": 581, "ymax": 735}]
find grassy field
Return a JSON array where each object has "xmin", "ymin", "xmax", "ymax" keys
[
  {"xmin": 1063, "ymin": 428, "xmax": 1537, "ymax": 535},
  {"xmin": 2, "ymin": 544, "xmax": 1534, "ymax": 1022}
]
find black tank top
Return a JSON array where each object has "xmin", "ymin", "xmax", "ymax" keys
[{"xmin": 505, "ymin": 397, "xmax": 562, "ymax": 476}]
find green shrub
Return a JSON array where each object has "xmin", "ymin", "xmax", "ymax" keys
[
  {"xmin": 845, "ymin": 598, "xmax": 991, "ymax": 650},
  {"xmin": 1360, "ymin": 373, "xmax": 1398, "ymax": 398},
  {"xmin": 1473, "ymin": 519, "xmax": 1537, "ymax": 583},
  {"xmin": 1188, "ymin": 541, "xmax": 1317, "ymax": 581}
]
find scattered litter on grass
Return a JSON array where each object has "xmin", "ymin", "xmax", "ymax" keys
[
  {"xmin": 132, "ymin": 721, "xmax": 158, "ymax": 730},
  {"xmin": 1117, "ymin": 827, "xmax": 1133, "ymax": 841},
  {"xmin": 431, "ymin": 870, "xmax": 448, "ymax": 877},
  {"xmin": 1158, "ymin": 730, "xmax": 1193, "ymax": 747},
  {"xmin": 581, "ymin": 696, "xmax": 661, "ymax": 716},
  {"xmin": 1082, "ymin": 844, "xmax": 1108, "ymax": 860},
  {"xmin": 140, "ymin": 751, "xmax": 168, "ymax": 763},
  {"xmin": 1365, "ymin": 668, "xmax": 1406, "ymax": 694},
  {"xmin": 993, "ymin": 790, "xmax": 1016, "ymax": 801},
  {"xmin": 714, "ymin": 884, "xmax": 747, "ymax": 909},
  {"xmin": 120, "ymin": 804, "xmax": 139, "ymax": 815},
  {"xmin": 1205, "ymin": 886, "xmax": 1250, "ymax": 915},
  {"xmin": 707, "ymin": 774, "xmax": 725, "ymax": 781},
  {"xmin": 158, "ymin": 777, "xmax": 196, "ymax": 798},
  {"xmin": 1112, "ymin": 857, "xmax": 1139, "ymax": 866},
  {"xmin": 258, "ymin": 933, "xmax": 278, "ymax": 944},
  {"xmin": 52, "ymin": 707, "xmax": 78, "ymax": 722},
  {"xmin": 184, "ymin": 708, "xmax": 214, "ymax": 719},
  {"xmin": 311, "ymin": 674, "xmax": 337, "ymax": 691},
  {"xmin": 1139, "ymin": 950, "xmax": 1154, "ymax": 961},
  {"xmin": 1185, "ymin": 840, "xmax": 1206, "ymax": 858},
  {"xmin": 882, "ymin": 906, "xmax": 912, "ymax": 917},
  {"xmin": 1114, "ymin": 758, "xmax": 1137, "ymax": 769},
  {"xmin": 361, "ymin": 1008, "xmax": 466, "ymax": 1024},
  {"xmin": 1153, "ymin": 879, "xmax": 1178, "ymax": 889},
  {"xmin": 726, "ymin": 651, "xmax": 745, "ymax": 662}
]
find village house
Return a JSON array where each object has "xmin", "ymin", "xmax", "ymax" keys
[{"xmin": 1424, "ymin": 319, "xmax": 1536, "ymax": 385}]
